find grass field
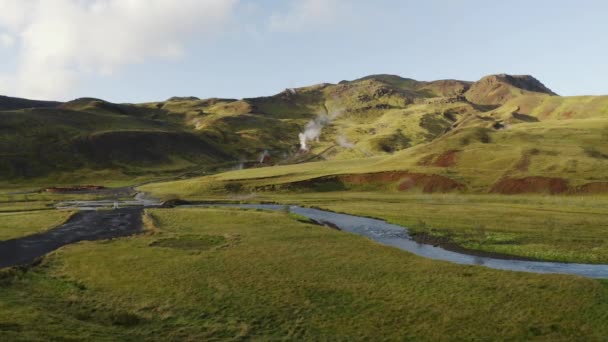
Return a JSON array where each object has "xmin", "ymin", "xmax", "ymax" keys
[
  {"xmin": 138, "ymin": 182, "xmax": 608, "ymax": 264},
  {"xmin": 1, "ymin": 207, "xmax": 608, "ymax": 340},
  {"xmin": 0, "ymin": 210, "xmax": 73, "ymax": 240},
  {"xmin": 251, "ymin": 192, "xmax": 608, "ymax": 264}
]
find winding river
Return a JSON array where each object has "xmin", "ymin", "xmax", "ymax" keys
[
  {"xmin": 182, "ymin": 204, "xmax": 608, "ymax": 279},
  {"xmin": 2, "ymin": 197, "xmax": 608, "ymax": 278}
]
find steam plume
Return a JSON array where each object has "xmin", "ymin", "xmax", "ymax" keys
[
  {"xmin": 336, "ymin": 135, "xmax": 355, "ymax": 148},
  {"xmin": 298, "ymin": 108, "xmax": 341, "ymax": 151},
  {"xmin": 259, "ymin": 150, "xmax": 271, "ymax": 163}
]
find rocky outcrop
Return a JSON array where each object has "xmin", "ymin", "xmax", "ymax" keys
[{"xmin": 465, "ymin": 74, "xmax": 556, "ymax": 106}]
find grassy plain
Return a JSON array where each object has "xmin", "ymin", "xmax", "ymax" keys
[
  {"xmin": 252, "ymin": 192, "xmax": 608, "ymax": 263},
  {"xmin": 140, "ymin": 180, "xmax": 608, "ymax": 264},
  {"xmin": 1, "ymin": 207, "xmax": 608, "ymax": 340},
  {"xmin": 0, "ymin": 210, "xmax": 73, "ymax": 240}
]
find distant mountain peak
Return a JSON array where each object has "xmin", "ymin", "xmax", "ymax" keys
[
  {"xmin": 482, "ymin": 74, "xmax": 556, "ymax": 95},
  {"xmin": 465, "ymin": 74, "xmax": 556, "ymax": 106}
]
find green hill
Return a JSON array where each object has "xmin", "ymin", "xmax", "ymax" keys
[
  {"xmin": 0, "ymin": 95, "xmax": 60, "ymax": 111},
  {"xmin": 3, "ymin": 73, "xmax": 608, "ymax": 193},
  {"xmin": 138, "ymin": 75, "xmax": 608, "ymax": 197},
  {"xmin": 0, "ymin": 103, "xmax": 227, "ymax": 185}
]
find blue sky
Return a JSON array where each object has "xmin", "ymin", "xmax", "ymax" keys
[{"xmin": 0, "ymin": 0, "xmax": 607, "ymax": 102}]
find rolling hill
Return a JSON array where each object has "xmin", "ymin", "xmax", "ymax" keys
[
  {"xmin": 2, "ymin": 73, "xmax": 607, "ymax": 194},
  {"xmin": 0, "ymin": 95, "xmax": 61, "ymax": 111}
]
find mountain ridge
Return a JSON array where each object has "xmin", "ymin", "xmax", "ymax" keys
[{"xmin": 2, "ymin": 73, "xmax": 606, "ymax": 192}]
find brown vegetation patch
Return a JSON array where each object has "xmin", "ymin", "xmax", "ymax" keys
[
  {"xmin": 491, "ymin": 177, "xmax": 569, "ymax": 195},
  {"xmin": 278, "ymin": 172, "xmax": 464, "ymax": 193},
  {"xmin": 515, "ymin": 155, "xmax": 531, "ymax": 172},
  {"xmin": 258, "ymin": 176, "xmax": 346, "ymax": 192},
  {"xmin": 417, "ymin": 150, "xmax": 459, "ymax": 167},
  {"xmin": 44, "ymin": 185, "xmax": 106, "ymax": 193},
  {"xmin": 341, "ymin": 172, "xmax": 412, "ymax": 184},
  {"xmin": 514, "ymin": 149, "xmax": 540, "ymax": 172},
  {"xmin": 417, "ymin": 154, "xmax": 437, "ymax": 166},
  {"xmin": 433, "ymin": 150, "xmax": 460, "ymax": 167},
  {"xmin": 574, "ymin": 182, "xmax": 608, "ymax": 194},
  {"xmin": 339, "ymin": 171, "xmax": 464, "ymax": 193},
  {"xmin": 396, "ymin": 174, "xmax": 464, "ymax": 193},
  {"xmin": 562, "ymin": 111, "xmax": 574, "ymax": 119}
]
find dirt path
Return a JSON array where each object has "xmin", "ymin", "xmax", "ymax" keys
[{"xmin": 0, "ymin": 208, "xmax": 143, "ymax": 269}]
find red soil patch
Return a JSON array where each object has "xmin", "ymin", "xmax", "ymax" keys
[
  {"xmin": 44, "ymin": 185, "xmax": 106, "ymax": 193},
  {"xmin": 340, "ymin": 171, "xmax": 464, "ymax": 193},
  {"xmin": 417, "ymin": 150, "xmax": 459, "ymax": 167},
  {"xmin": 490, "ymin": 177, "xmax": 569, "ymax": 195},
  {"xmin": 433, "ymin": 150, "xmax": 459, "ymax": 167},
  {"xmin": 574, "ymin": 182, "xmax": 608, "ymax": 194}
]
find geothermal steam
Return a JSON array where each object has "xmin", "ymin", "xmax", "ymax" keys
[
  {"xmin": 298, "ymin": 116, "xmax": 327, "ymax": 151},
  {"xmin": 336, "ymin": 135, "xmax": 355, "ymax": 148},
  {"xmin": 299, "ymin": 109, "xmax": 342, "ymax": 151},
  {"xmin": 259, "ymin": 150, "xmax": 270, "ymax": 163}
]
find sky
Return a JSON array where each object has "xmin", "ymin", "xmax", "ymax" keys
[{"xmin": 0, "ymin": 0, "xmax": 607, "ymax": 102}]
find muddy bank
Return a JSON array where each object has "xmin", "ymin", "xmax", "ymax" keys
[
  {"xmin": 0, "ymin": 208, "xmax": 143, "ymax": 269},
  {"xmin": 410, "ymin": 232, "xmax": 539, "ymax": 262}
]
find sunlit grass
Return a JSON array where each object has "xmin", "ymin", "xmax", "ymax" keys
[
  {"xmin": 0, "ymin": 210, "xmax": 73, "ymax": 240},
  {"xmin": 1, "ymin": 207, "xmax": 608, "ymax": 340}
]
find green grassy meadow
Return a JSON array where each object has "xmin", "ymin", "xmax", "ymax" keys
[
  {"xmin": 0, "ymin": 210, "xmax": 73, "ymax": 240},
  {"xmin": 140, "ymin": 182, "xmax": 608, "ymax": 264},
  {"xmin": 1, "ymin": 207, "xmax": 608, "ymax": 341}
]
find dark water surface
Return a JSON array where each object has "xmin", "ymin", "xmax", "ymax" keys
[{"xmin": 0, "ymin": 208, "xmax": 143, "ymax": 268}]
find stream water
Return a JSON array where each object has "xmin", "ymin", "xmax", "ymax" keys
[
  {"xmin": 2, "ymin": 198, "xmax": 607, "ymax": 278},
  {"xmin": 182, "ymin": 203, "xmax": 608, "ymax": 279}
]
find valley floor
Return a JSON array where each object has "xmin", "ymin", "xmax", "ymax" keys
[
  {"xmin": 1, "ymin": 206, "xmax": 608, "ymax": 340},
  {"xmin": 137, "ymin": 190, "xmax": 608, "ymax": 265}
]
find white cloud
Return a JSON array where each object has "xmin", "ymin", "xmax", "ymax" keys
[
  {"xmin": 0, "ymin": 0, "xmax": 238, "ymax": 100},
  {"xmin": 0, "ymin": 33, "xmax": 14, "ymax": 47},
  {"xmin": 269, "ymin": 0, "xmax": 346, "ymax": 32}
]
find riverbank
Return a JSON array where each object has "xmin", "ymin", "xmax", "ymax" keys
[{"xmin": 1, "ymin": 207, "xmax": 607, "ymax": 340}]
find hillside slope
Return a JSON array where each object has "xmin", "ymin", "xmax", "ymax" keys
[
  {"xmin": 0, "ymin": 95, "xmax": 60, "ymax": 111},
  {"xmin": 465, "ymin": 74, "xmax": 556, "ymax": 106},
  {"xmin": 5, "ymin": 73, "xmax": 607, "ymax": 193},
  {"xmin": 139, "ymin": 75, "xmax": 608, "ymax": 196},
  {"xmin": 141, "ymin": 114, "xmax": 608, "ymax": 197},
  {"xmin": 0, "ymin": 103, "xmax": 229, "ymax": 184}
]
